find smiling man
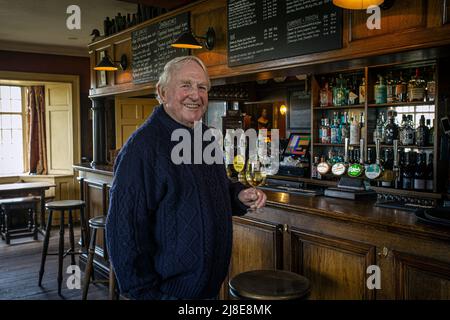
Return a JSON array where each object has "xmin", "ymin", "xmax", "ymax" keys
[{"xmin": 105, "ymin": 56, "xmax": 266, "ymax": 300}]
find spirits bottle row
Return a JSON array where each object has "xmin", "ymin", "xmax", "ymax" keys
[
  {"xmin": 319, "ymin": 111, "xmax": 365, "ymax": 145},
  {"xmin": 373, "ymin": 67, "xmax": 436, "ymax": 104},
  {"xmin": 319, "ymin": 74, "xmax": 365, "ymax": 107},
  {"xmin": 373, "ymin": 109, "xmax": 434, "ymax": 146}
]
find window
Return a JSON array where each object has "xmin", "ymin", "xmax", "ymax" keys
[
  {"xmin": 0, "ymin": 85, "xmax": 24, "ymax": 175},
  {"xmin": 394, "ymin": 104, "xmax": 435, "ymax": 127}
]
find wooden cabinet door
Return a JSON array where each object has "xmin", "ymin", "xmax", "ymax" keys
[
  {"xmin": 290, "ymin": 228, "xmax": 377, "ymax": 300},
  {"xmin": 220, "ymin": 216, "xmax": 283, "ymax": 299},
  {"xmin": 393, "ymin": 251, "xmax": 450, "ymax": 299}
]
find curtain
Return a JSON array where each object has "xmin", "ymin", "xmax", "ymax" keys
[{"xmin": 26, "ymin": 86, "xmax": 47, "ymax": 175}]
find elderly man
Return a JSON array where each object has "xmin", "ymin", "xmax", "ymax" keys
[{"xmin": 106, "ymin": 56, "xmax": 266, "ymax": 300}]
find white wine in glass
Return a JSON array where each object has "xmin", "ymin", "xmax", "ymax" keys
[{"xmin": 245, "ymin": 160, "xmax": 267, "ymax": 187}]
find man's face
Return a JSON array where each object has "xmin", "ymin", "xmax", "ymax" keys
[{"xmin": 159, "ymin": 61, "xmax": 209, "ymax": 128}]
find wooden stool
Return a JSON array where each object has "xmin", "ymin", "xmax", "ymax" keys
[
  {"xmin": 0, "ymin": 197, "xmax": 39, "ymax": 244},
  {"xmin": 38, "ymin": 200, "xmax": 87, "ymax": 295},
  {"xmin": 82, "ymin": 216, "xmax": 118, "ymax": 300},
  {"xmin": 229, "ymin": 270, "xmax": 311, "ymax": 300}
]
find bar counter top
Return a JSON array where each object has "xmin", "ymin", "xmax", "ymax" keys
[
  {"xmin": 259, "ymin": 190, "xmax": 450, "ymax": 242},
  {"xmin": 73, "ymin": 163, "xmax": 450, "ymax": 242}
]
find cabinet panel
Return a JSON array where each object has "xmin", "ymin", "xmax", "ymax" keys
[
  {"xmin": 290, "ymin": 228, "xmax": 376, "ymax": 300},
  {"xmin": 394, "ymin": 251, "xmax": 450, "ymax": 299}
]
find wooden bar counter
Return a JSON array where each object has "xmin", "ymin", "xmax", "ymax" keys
[{"xmin": 74, "ymin": 163, "xmax": 450, "ymax": 299}]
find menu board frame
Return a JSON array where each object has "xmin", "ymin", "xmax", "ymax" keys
[
  {"xmin": 227, "ymin": 0, "xmax": 343, "ymax": 67},
  {"xmin": 132, "ymin": 12, "xmax": 190, "ymax": 84},
  {"xmin": 287, "ymin": 86, "xmax": 311, "ymax": 131}
]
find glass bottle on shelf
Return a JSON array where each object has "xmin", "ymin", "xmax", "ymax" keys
[
  {"xmin": 402, "ymin": 151, "xmax": 414, "ymax": 190},
  {"xmin": 340, "ymin": 111, "xmax": 350, "ymax": 142},
  {"xmin": 330, "ymin": 113, "xmax": 340, "ymax": 144},
  {"xmin": 382, "ymin": 148, "xmax": 393, "ymax": 187},
  {"xmin": 386, "ymin": 71, "xmax": 396, "ymax": 103},
  {"xmin": 384, "ymin": 109, "xmax": 398, "ymax": 145},
  {"xmin": 426, "ymin": 66, "xmax": 436, "ymax": 102},
  {"xmin": 333, "ymin": 74, "xmax": 348, "ymax": 106},
  {"xmin": 321, "ymin": 118, "xmax": 331, "ymax": 144},
  {"xmin": 349, "ymin": 115, "xmax": 360, "ymax": 145},
  {"xmin": 408, "ymin": 68, "xmax": 426, "ymax": 102},
  {"xmin": 374, "ymin": 75, "xmax": 387, "ymax": 104},
  {"xmin": 373, "ymin": 112, "xmax": 385, "ymax": 143},
  {"xmin": 395, "ymin": 71, "xmax": 408, "ymax": 102},
  {"xmin": 359, "ymin": 77, "xmax": 366, "ymax": 104},
  {"xmin": 426, "ymin": 152, "xmax": 434, "ymax": 191},
  {"xmin": 318, "ymin": 118, "xmax": 324, "ymax": 143},
  {"xmin": 320, "ymin": 77, "xmax": 333, "ymax": 107},
  {"xmin": 399, "ymin": 114, "xmax": 415, "ymax": 146},
  {"xmin": 415, "ymin": 115, "xmax": 429, "ymax": 147},
  {"xmin": 348, "ymin": 76, "xmax": 359, "ymax": 105},
  {"xmin": 359, "ymin": 112, "xmax": 365, "ymax": 141},
  {"xmin": 413, "ymin": 152, "xmax": 427, "ymax": 191},
  {"xmin": 311, "ymin": 156, "xmax": 320, "ymax": 179}
]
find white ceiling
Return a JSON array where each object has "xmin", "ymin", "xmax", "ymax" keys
[{"xmin": 0, "ymin": 0, "xmax": 137, "ymax": 56}]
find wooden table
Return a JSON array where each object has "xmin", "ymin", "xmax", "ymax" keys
[{"xmin": 0, "ymin": 182, "xmax": 56, "ymax": 233}]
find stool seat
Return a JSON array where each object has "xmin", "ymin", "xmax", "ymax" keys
[
  {"xmin": 45, "ymin": 200, "xmax": 85, "ymax": 210},
  {"xmin": 89, "ymin": 216, "xmax": 106, "ymax": 229},
  {"xmin": 229, "ymin": 270, "xmax": 310, "ymax": 300}
]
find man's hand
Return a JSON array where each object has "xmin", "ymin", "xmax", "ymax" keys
[{"xmin": 238, "ymin": 188, "xmax": 267, "ymax": 210}]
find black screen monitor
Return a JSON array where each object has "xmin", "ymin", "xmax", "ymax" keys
[{"xmin": 284, "ymin": 133, "xmax": 310, "ymax": 157}]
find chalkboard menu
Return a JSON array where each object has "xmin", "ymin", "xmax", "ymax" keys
[
  {"xmin": 132, "ymin": 12, "xmax": 190, "ymax": 84},
  {"xmin": 227, "ymin": 0, "xmax": 342, "ymax": 67}
]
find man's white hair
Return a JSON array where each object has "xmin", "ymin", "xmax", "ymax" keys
[{"xmin": 156, "ymin": 56, "xmax": 211, "ymax": 104}]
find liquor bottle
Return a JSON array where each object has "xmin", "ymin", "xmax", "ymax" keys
[
  {"xmin": 399, "ymin": 114, "xmax": 415, "ymax": 146},
  {"xmin": 408, "ymin": 68, "xmax": 426, "ymax": 102},
  {"xmin": 426, "ymin": 66, "xmax": 436, "ymax": 102},
  {"xmin": 359, "ymin": 77, "xmax": 366, "ymax": 104},
  {"xmin": 104, "ymin": 17, "xmax": 112, "ymax": 36},
  {"xmin": 426, "ymin": 152, "xmax": 434, "ymax": 191},
  {"xmin": 340, "ymin": 112, "xmax": 350, "ymax": 142},
  {"xmin": 349, "ymin": 115, "xmax": 360, "ymax": 145},
  {"xmin": 321, "ymin": 118, "xmax": 331, "ymax": 144},
  {"xmin": 348, "ymin": 76, "xmax": 359, "ymax": 105},
  {"xmin": 402, "ymin": 152, "xmax": 413, "ymax": 190},
  {"xmin": 320, "ymin": 78, "xmax": 332, "ymax": 107},
  {"xmin": 386, "ymin": 71, "xmax": 396, "ymax": 103},
  {"xmin": 373, "ymin": 112, "xmax": 385, "ymax": 143},
  {"xmin": 413, "ymin": 152, "xmax": 427, "ymax": 191},
  {"xmin": 381, "ymin": 148, "xmax": 394, "ymax": 187},
  {"xmin": 428, "ymin": 119, "xmax": 434, "ymax": 146},
  {"xmin": 384, "ymin": 109, "xmax": 398, "ymax": 145},
  {"xmin": 359, "ymin": 112, "xmax": 366, "ymax": 140},
  {"xmin": 395, "ymin": 71, "xmax": 407, "ymax": 102},
  {"xmin": 415, "ymin": 115, "xmax": 429, "ymax": 147},
  {"xmin": 330, "ymin": 113, "xmax": 341, "ymax": 144},
  {"xmin": 374, "ymin": 75, "xmax": 387, "ymax": 104},
  {"xmin": 333, "ymin": 74, "xmax": 348, "ymax": 106}
]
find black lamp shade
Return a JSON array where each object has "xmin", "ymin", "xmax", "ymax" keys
[
  {"xmin": 171, "ymin": 31, "xmax": 203, "ymax": 49},
  {"xmin": 94, "ymin": 55, "xmax": 118, "ymax": 71}
]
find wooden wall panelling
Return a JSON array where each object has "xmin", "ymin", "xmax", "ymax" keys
[
  {"xmin": 393, "ymin": 251, "xmax": 450, "ymax": 299},
  {"xmin": 114, "ymin": 37, "xmax": 133, "ymax": 85},
  {"xmin": 290, "ymin": 228, "xmax": 376, "ymax": 300}
]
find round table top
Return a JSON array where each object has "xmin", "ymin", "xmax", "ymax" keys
[
  {"xmin": 45, "ymin": 200, "xmax": 85, "ymax": 209},
  {"xmin": 229, "ymin": 270, "xmax": 310, "ymax": 300}
]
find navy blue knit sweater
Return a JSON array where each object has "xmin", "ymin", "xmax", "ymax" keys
[{"xmin": 105, "ymin": 105, "xmax": 248, "ymax": 300}]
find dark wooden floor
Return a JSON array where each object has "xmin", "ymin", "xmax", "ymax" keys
[{"xmin": 0, "ymin": 226, "xmax": 109, "ymax": 300}]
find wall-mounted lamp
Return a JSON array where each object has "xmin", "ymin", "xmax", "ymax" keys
[
  {"xmin": 332, "ymin": 0, "xmax": 385, "ymax": 9},
  {"xmin": 171, "ymin": 27, "xmax": 215, "ymax": 50},
  {"xmin": 94, "ymin": 54, "xmax": 128, "ymax": 71},
  {"xmin": 280, "ymin": 105, "xmax": 287, "ymax": 116}
]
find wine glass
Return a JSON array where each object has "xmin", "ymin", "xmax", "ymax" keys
[{"xmin": 245, "ymin": 157, "xmax": 267, "ymax": 211}]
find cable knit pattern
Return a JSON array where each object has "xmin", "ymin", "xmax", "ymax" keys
[{"xmin": 106, "ymin": 105, "xmax": 248, "ymax": 300}]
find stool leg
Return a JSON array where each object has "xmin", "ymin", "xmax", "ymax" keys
[
  {"xmin": 82, "ymin": 228, "xmax": 97, "ymax": 300},
  {"xmin": 109, "ymin": 267, "xmax": 117, "ymax": 300},
  {"xmin": 68, "ymin": 210, "xmax": 76, "ymax": 265},
  {"xmin": 38, "ymin": 210, "xmax": 53, "ymax": 286},
  {"xmin": 32, "ymin": 207, "xmax": 38, "ymax": 241},
  {"xmin": 57, "ymin": 210, "xmax": 65, "ymax": 295},
  {"xmin": 80, "ymin": 206, "xmax": 87, "ymax": 251},
  {"xmin": 4, "ymin": 208, "xmax": 10, "ymax": 245}
]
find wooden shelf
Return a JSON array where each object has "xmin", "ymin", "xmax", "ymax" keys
[
  {"xmin": 367, "ymin": 144, "xmax": 434, "ymax": 149},
  {"xmin": 313, "ymin": 104, "xmax": 365, "ymax": 110},
  {"xmin": 368, "ymin": 101, "xmax": 435, "ymax": 108}
]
